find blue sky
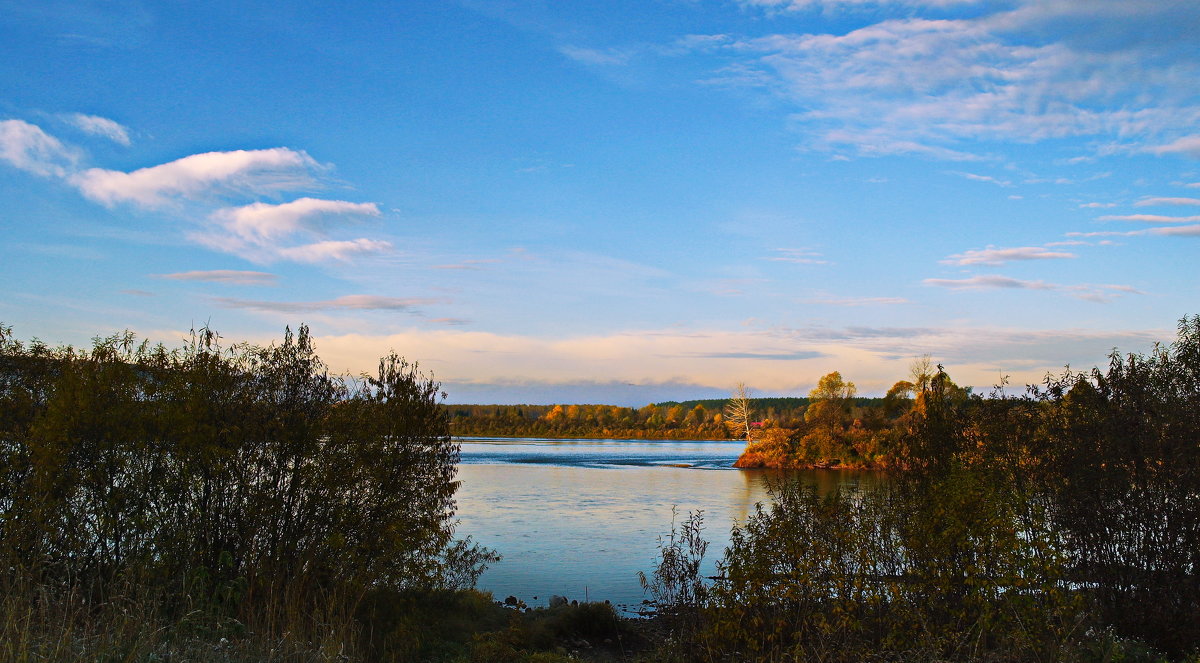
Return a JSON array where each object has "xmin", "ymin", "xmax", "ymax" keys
[{"xmin": 2, "ymin": 0, "xmax": 1198, "ymax": 405}]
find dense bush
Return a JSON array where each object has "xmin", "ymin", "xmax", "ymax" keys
[
  {"xmin": 0, "ymin": 323, "xmax": 496, "ymax": 659},
  {"xmin": 642, "ymin": 316, "xmax": 1200, "ymax": 662}
]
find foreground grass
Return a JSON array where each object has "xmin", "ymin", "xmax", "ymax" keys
[
  {"xmin": 0, "ymin": 578, "xmax": 653, "ymax": 663},
  {"xmin": 5, "ymin": 578, "xmax": 1195, "ymax": 663}
]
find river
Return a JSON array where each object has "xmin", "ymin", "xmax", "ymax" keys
[{"xmin": 454, "ymin": 437, "xmax": 873, "ymax": 613}]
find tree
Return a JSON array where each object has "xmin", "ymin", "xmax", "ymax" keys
[
  {"xmin": 0, "ymin": 323, "xmax": 494, "ymax": 602},
  {"xmin": 910, "ymin": 354, "xmax": 934, "ymax": 391},
  {"xmin": 804, "ymin": 371, "xmax": 856, "ymax": 429},
  {"xmin": 725, "ymin": 382, "xmax": 753, "ymax": 442},
  {"xmin": 883, "ymin": 379, "xmax": 915, "ymax": 418}
]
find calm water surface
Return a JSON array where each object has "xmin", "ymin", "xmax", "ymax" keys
[{"xmin": 454, "ymin": 437, "xmax": 873, "ymax": 613}]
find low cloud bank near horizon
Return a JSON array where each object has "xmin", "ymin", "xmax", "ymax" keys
[
  {"xmin": 306, "ymin": 323, "xmax": 1169, "ymax": 405},
  {"xmin": 439, "ymin": 380, "xmax": 732, "ymax": 408}
]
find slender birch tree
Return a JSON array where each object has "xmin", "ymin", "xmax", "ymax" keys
[{"xmin": 725, "ymin": 382, "xmax": 754, "ymax": 442}]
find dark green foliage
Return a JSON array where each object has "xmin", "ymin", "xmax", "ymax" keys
[
  {"xmin": 466, "ymin": 600, "xmax": 629, "ymax": 663},
  {"xmin": 639, "ymin": 509, "xmax": 709, "ymax": 636},
  {"xmin": 640, "ymin": 317, "xmax": 1200, "ymax": 661},
  {"xmin": 0, "ymin": 322, "xmax": 496, "ymax": 659},
  {"xmin": 1032, "ymin": 315, "xmax": 1200, "ymax": 655},
  {"xmin": 357, "ymin": 588, "xmax": 513, "ymax": 662},
  {"xmin": 638, "ymin": 480, "xmax": 1082, "ymax": 663}
]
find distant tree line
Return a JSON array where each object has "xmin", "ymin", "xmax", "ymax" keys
[{"xmin": 445, "ymin": 396, "xmax": 891, "ymax": 441}]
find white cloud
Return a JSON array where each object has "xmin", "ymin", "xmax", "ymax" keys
[
  {"xmin": 192, "ymin": 198, "xmax": 388, "ymax": 263},
  {"xmin": 0, "ymin": 119, "xmax": 79, "ymax": 177},
  {"xmin": 820, "ymin": 129, "xmax": 984, "ymax": 161},
  {"xmin": 558, "ymin": 45, "xmax": 630, "ymax": 66},
  {"xmin": 63, "ymin": 113, "xmax": 131, "ymax": 146},
  {"xmin": 213, "ymin": 294, "xmax": 434, "ymax": 313},
  {"xmin": 1066, "ymin": 230, "xmax": 1146, "ymax": 238},
  {"xmin": 924, "ymin": 275, "xmax": 1056, "ymax": 291},
  {"xmin": 800, "ymin": 295, "xmax": 910, "ymax": 306},
  {"xmin": 432, "ymin": 259, "xmax": 501, "ymax": 270},
  {"xmin": 1134, "ymin": 197, "xmax": 1200, "ymax": 207},
  {"xmin": 949, "ymin": 171, "xmax": 1012, "ymax": 187},
  {"xmin": 1061, "ymin": 284, "xmax": 1146, "ymax": 303},
  {"xmin": 941, "ymin": 246, "xmax": 1077, "ymax": 266},
  {"xmin": 1099, "ymin": 214, "xmax": 1200, "ymax": 223},
  {"xmin": 0, "ymin": 121, "xmax": 392, "ymax": 265},
  {"xmin": 274, "ymin": 238, "xmax": 393, "ymax": 263},
  {"xmin": 212, "ymin": 198, "xmax": 380, "ymax": 242},
  {"xmin": 924, "ymin": 274, "xmax": 1141, "ymax": 302},
  {"xmin": 765, "ymin": 247, "xmax": 829, "ymax": 264},
  {"xmin": 71, "ymin": 147, "xmax": 321, "ymax": 207},
  {"xmin": 1150, "ymin": 224, "xmax": 1200, "ymax": 237},
  {"xmin": 1148, "ymin": 135, "xmax": 1200, "ymax": 158},
  {"xmin": 737, "ymin": 0, "xmax": 980, "ymax": 10},
  {"xmin": 680, "ymin": 3, "xmax": 1200, "ymax": 158},
  {"xmin": 1079, "ymin": 202, "xmax": 1117, "ymax": 208},
  {"xmin": 669, "ymin": 34, "xmax": 733, "ymax": 53},
  {"xmin": 156, "ymin": 270, "xmax": 277, "ymax": 285}
]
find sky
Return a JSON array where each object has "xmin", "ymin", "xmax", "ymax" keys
[{"xmin": 1, "ymin": 0, "xmax": 1198, "ymax": 406}]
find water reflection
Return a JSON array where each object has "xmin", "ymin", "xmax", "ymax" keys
[{"xmin": 454, "ymin": 438, "xmax": 879, "ymax": 613}]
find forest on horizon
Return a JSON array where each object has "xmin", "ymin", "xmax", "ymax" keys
[{"xmin": 445, "ymin": 396, "xmax": 888, "ymax": 442}]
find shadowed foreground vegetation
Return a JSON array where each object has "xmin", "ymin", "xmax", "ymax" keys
[
  {"xmin": 2, "ymin": 318, "xmax": 1199, "ymax": 662},
  {"xmin": 639, "ymin": 316, "xmax": 1200, "ymax": 662},
  {"xmin": 0, "ymin": 323, "xmax": 506, "ymax": 661}
]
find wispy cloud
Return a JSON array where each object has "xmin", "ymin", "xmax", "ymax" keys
[
  {"xmin": 1147, "ymin": 135, "xmax": 1200, "ymax": 158},
  {"xmin": 686, "ymin": 350, "xmax": 827, "ymax": 360},
  {"xmin": 672, "ymin": 3, "xmax": 1200, "ymax": 159},
  {"xmin": 191, "ymin": 198, "xmax": 388, "ymax": 263},
  {"xmin": 941, "ymin": 246, "xmax": 1076, "ymax": 266},
  {"xmin": 765, "ymin": 248, "xmax": 829, "ymax": 264},
  {"xmin": 800, "ymin": 295, "xmax": 910, "ymax": 306},
  {"xmin": 1064, "ymin": 284, "xmax": 1145, "ymax": 303},
  {"xmin": 63, "ymin": 113, "xmax": 131, "ymax": 146},
  {"xmin": 273, "ymin": 238, "xmax": 393, "ymax": 263},
  {"xmin": 737, "ymin": 0, "xmax": 981, "ymax": 10},
  {"xmin": 558, "ymin": 45, "xmax": 630, "ymax": 66},
  {"xmin": 924, "ymin": 275, "xmax": 1056, "ymax": 291},
  {"xmin": 1098, "ymin": 214, "xmax": 1200, "ymax": 223},
  {"xmin": 1150, "ymin": 224, "xmax": 1200, "ymax": 237},
  {"xmin": 1134, "ymin": 197, "xmax": 1200, "ymax": 207},
  {"xmin": 212, "ymin": 294, "xmax": 435, "ymax": 313},
  {"xmin": 432, "ymin": 259, "xmax": 502, "ymax": 270},
  {"xmin": 213, "ymin": 198, "xmax": 380, "ymax": 241},
  {"xmin": 949, "ymin": 171, "xmax": 1011, "ymax": 187},
  {"xmin": 1044, "ymin": 240, "xmax": 1089, "ymax": 247},
  {"xmin": 0, "ymin": 119, "xmax": 80, "ymax": 177},
  {"xmin": 71, "ymin": 147, "xmax": 321, "ymax": 207},
  {"xmin": 1, "ymin": 120, "xmax": 393, "ymax": 268},
  {"xmin": 1079, "ymin": 202, "xmax": 1117, "ymax": 208},
  {"xmin": 1066, "ymin": 230, "xmax": 1146, "ymax": 238},
  {"xmin": 924, "ymin": 274, "xmax": 1141, "ymax": 302},
  {"xmin": 156, "ymin": 270, "xmax": 277, "ymax": 285}
]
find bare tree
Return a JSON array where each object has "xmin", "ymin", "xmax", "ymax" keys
[
  {"xmin": 910, "ymin": 354, "xmax": 934, "ymax": 392},
  {"xmin": 725, "ymin": 382, "xmax": 754, "ymax": 443}
]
